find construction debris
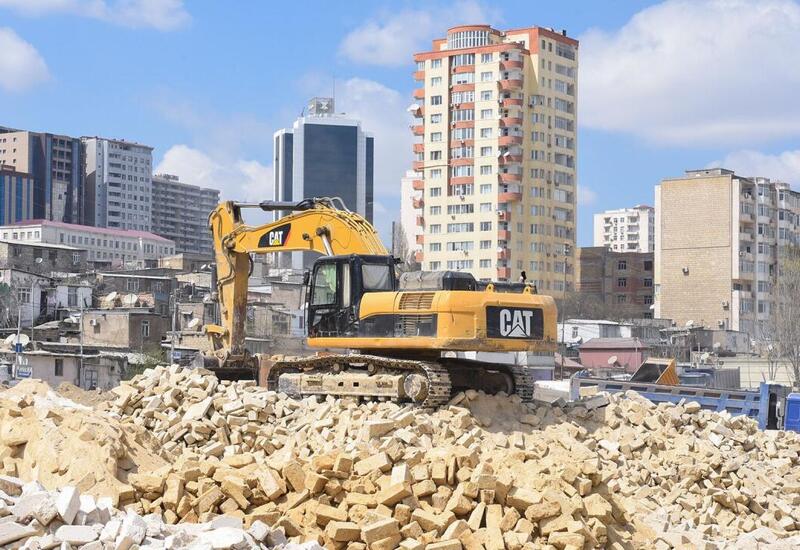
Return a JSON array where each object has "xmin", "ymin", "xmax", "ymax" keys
[{"xmin": 3, "ymin": 365, "xmax": 800, "ymax": 549}]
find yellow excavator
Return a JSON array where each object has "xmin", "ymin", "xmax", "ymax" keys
[{"xmin": 203, "ymin": 197, "xmax": 558, "ymax": 407}]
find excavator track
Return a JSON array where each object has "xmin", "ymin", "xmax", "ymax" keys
[
  {"xmin": 268, "ymin": 354, "xmax": 452, "ymax": 408},
  {"xmin": 267, "ymin": 354, "xmax": 542, "ymax": 407}
]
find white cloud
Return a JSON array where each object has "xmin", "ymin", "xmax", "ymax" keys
[
  {"xmin": 339, "ymin": 1, "xmax": 500, "ymax": 66},
  {"xmin": 156, "ymin": 145, "xmax": 272, "ymax": 204},
  {"xmin": 0, "ymin": 27, "xmax": 50, "ymax": 92},
  {"xmin": 580, "ymin": 0, "xmax": 800, "ymax": 145},
  {"xmin": 577, "ymin": 185, "xmax": 597, "ymax": 206},
  {"xmin": 711, "ymin": 149, "xmax": 800, "ymax": 184},
  {"xmin": 0, "ymin": 0, "xmax": 190, "ymax": 30}
]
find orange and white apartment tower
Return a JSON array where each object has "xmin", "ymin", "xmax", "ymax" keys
[{"xmin": 408, "ymin": 25, "xmax": 578, "ymax": 295}]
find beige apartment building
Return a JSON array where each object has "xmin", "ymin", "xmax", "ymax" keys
[
  {"xmin": 654, "ymin": 168, "xmax": 800, "ymax": 336},
  {"xmin": 408, "ymin": 25, "xmax": 578, "ymax": 294}
]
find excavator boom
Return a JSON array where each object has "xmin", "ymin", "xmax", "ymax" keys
[{"xmin": 205, "ymin": 197, "xmax": 386, "ymax": 372}]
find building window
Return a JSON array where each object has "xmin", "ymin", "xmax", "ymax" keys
[
  {"xmin": 480, "ymin": 147, "xmax": 492, "ymax": 157},
  {"xmin": 643, "ymin": 278, "xmax": 653, "ymax": 288},
  {"xmin": 430, "ymin": 132, "xmax": 442, "ymax": 142},
  {"xmin": 480, "ymin": 184, "xmax": 492, "ymax": 194},
  {"xmin": 17, "ymin": 288, "xmax": 31, "ymax": 304},
  {"xmin": 54, "ymin": 359, "xmax": 63, "ymax": 377},
  {"xmin": 479, "ymin": 221, "xmax": 492, "ymax": 231},
  {"xmin": 480, "ymin": 109, "xmax": 493, "ymax": 119},
  {"xmin": 617, "ymin": 278, "xmax": 627, "ymax": 288},
  {"xmin": 429, "ymin": 224, "xmax": 441, "ymax": 234},
  {"xmin": 479, "ymin": 128, "xmax": 492, "ymax": 138},
  {"xmin": 141, "ymin": 320, "xmax": 150, "ymax": 338},
  {"xmin": 430, "ymin": 95, "xmax": 443, "ymax": 106},
  {"xmin": 429, "ymin": 243, "xmax": 441, "ymax": 252},
  {"xmin": 429, "ymin": 261, "xmax": 441, "ymax": 270},
  {"xmin": 616, "ymin": 295, "xmax": 627, "ymax": 304},
  {"xmin": 480, "ymin": 52, "xmax": 493, "ymax": 63},
  {"xmin": 643, "ymin": 260, "xmax": 653, "ymax": 271},
  {"xmin": 126, "ymin": 279, "xmax": 139, "ymax": 291},
  {"xmin": 431, "ymin": 59, "xmax": 442, "ymax": 68},
  {"xmin": 480, "ymin": 90, "xmax": 493, "ymax": 101},
  {"xmin": 430, "ymin": 150, "xmax": 442, "ymax": 160},
  {"xmin": 429, "ymin": 206, "xmax": 441, "ymax": 215},
  {"xmin": 429, "ymin": 169, "xmax": 442, "ymax": 179},
  {"xmin": 572, "ymin": 326, "xmax": 579, "ymax": 338},
  {"xmin": 68, "ymin": 288, "xmax": 77, "ymax": 307},
  {"xmin": 617, "ymin": 260, "xmax": 627, "ymax": 270},
  {"xmin": 430, "ymin": 113, "xmax": 442, "ymax": 124},
  {"xmin": 479, "ymin": 259, "xmax": 491, "ymax": 268},
  {"xmin": 429, "ymin": 187, "xmax": 441, "ymax": 197},
  {"xmin": 430, "ymin": 76, "xmax": 442, "ymax": 86},
  {"xmin": 643, "ymin": 295, "xmax": 653, "ymax": 305},
  {"xmin": 480, "ymin": 240, "xmax": 491, "ymax": 249},
  {"xmin": 480, "ymin": 71, "xmax": 493, "ymax": 82}
]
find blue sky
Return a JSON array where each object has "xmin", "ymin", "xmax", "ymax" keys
[{"xmin": 2, "ymin": 0, "xmax": 800, "ymax": 245}]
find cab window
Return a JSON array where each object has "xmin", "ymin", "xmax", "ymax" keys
[
  {"xmin": 361, "ymin": 264, "xmax": 392, "ymax": 291},
  {"xmin": 311, "ymin": 263, "xmax": 337, "ymax": 305}
]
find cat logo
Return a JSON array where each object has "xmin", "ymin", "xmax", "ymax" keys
[
  {"xmin": 257, "ymin": 223, "xmax": 291, "ymax": 248},
  {"xmin": 486, "ymin": 306, "xmax": 544, "ymax": 339},
  {"xmin": 499, "ymin": 308, "xmax": 534, "ymax": 337}
]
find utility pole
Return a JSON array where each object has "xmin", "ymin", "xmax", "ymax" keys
[
  {"xmin": 78, "ymin": 298, "xmax": 84, "ymax": 388},
  {"xmin": 170, "ymin": 293, "xmax": 177, "ymax": 365},
  {"xmin": 560, "ymin": 243, "xmax": 570, "ymax": 380}
]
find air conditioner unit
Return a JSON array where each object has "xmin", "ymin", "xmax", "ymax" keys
[
  {"xmin": 89, "ymin": 319, "xmax": 98, "ymax": 326},
  {"xmin": 722, "ymin": 301, "xmax": 729, "ymax": 309},
  {"xmin": 718, "ymin": 320, "xmax": 726, "ymax": 328}
]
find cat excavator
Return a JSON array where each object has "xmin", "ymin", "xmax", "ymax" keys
[{"xmin": 202, "ymin": 197, "xmax": 557, "ymax": 407}]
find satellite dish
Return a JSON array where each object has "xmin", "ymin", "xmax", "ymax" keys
[
  {"xmin": 122, "ymin": 293, "xmax": 138, "ymax": 306},
  {"xmin": 106, "ymin": 291, "xmax": 118, "ymax": 302},
  {"xmin": 4, "ymin": 333, "xmax": 30, "ymax": 347},
  {"xmin": 35, "ymin": 257, "xmax": 43, "ymax": 264},
  {"xmin": 187, "ymin": 318, "xmax": 201, "ymax": 329},
  {"xmin": 607, "ymin": 355, "xmax": 619, "ymax": 365},
  {"xmin": 700, "ymin": 352, "xmax": 710, "ymax": 362},
  {"xmin": 685, "ymin": 320, "xmax": 694, "ymax": 327},
  {"xmin": 406, "ymin": 103, "xmax": 421, "ymax": 112}
]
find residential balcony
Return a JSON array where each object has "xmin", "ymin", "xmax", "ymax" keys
[
  {"xmin": 452, "ymin": 83, "xmax": 475, "ymax": 93},
  {"xmin": 450, "ymin": 176, "xmax": 474, "ymax": 185},
  {"xmin": 452, "ymin": 65, "xmax": 475, "ymax": 74},
  {"xmin": 497, "ymin": 267, "xmax": 511, "ymax": 280},
  {"xmin": 413, "ymin": 143, "xmax": 425, "ymax": 153},
  {"xmin": 498, "ymin": 229, "xmax": 511, "ymax": 240},
  {"xmin": 416, "ymin": 234, "xmax": 424, "ymax": 245},
  {"xmin": 498, "ymin": 135, "xmax": 523, "ymax": 146},
  {"xmin": 497, "ymin": 249, "xmax": 509, "ymax": 261},
  {"xmin": 414, "ymin": 251, "xmax": 424, "ymax": 263},
  {"xmin": 413, "ymin": 88, "xmax": 425, "ymax": 99},
  {"xmin": 416, "ymin": 215, "xmax": 424, "ymax": 226},
  {"xmin": 499, "ymin": 116, "xmax": 524, "ymax": 127},
  {"xmin": 739, "ymin": 232, "xmax": 753, "ymax": 241},
  {"xmin": 497, "ymin": 210, "xmax": 511, "ymax": 222},
  {"xmin": 412, "ymin": 179, "xmax": 424, "ymax": 191},
  {"xmin": 500, "ymin": 97, "xmax": 523, "ymax": 108},
  {"xmin": 413, "ymin": 70, "xmax": 425, "ymax": 81},
  {"xmin": 498, "ymin": 172, "xmax": 522, "ymax": 184},
  {"xmin": 498, "ymin": 79, "xmax": 523, "ymax": 91},
  {"xmin": 498, "ymin": 154, "xmax": 522, "ymax": 165},
  {"xmin": 410, "ymin": 105, "xmax": 424, "ymax": 118},
  {"xmin": 412, "ymin": 160, "xmax": 425, "ymax": 170},
  {"xmin": 412, "ymin": 198, "xmax": 424, "ymax": 209},
  {"xmin": 450, "ymin": 157, "xmax": 473, "ymax": 166},
  {"xmin": 499, "ymin": 190, "xmax": 522, "ymax": 202},
  {"xmin": 411, "ymin": 125, "xmax": 424, "ymax": 136},
  {"xmin": 499, "ymin": 60, "xmax": 523, "ymax": 71},
  {"xmin": 453, "ymin": 120, "xmax": 474, "ymax": 129}
]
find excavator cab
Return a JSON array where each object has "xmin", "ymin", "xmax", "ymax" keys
[{"xmin": 306, "ymin": 254, "xmax": 398, "ymax": 338}]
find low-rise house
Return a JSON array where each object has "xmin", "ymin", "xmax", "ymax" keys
[
  {"xmin": 578, "ymin": 337, "xmax": 649, "ymax": 372},
  {"xmin": 0, "ymin": 348, "xmax": 123, "ymax": 389},
  {"xmin": 558, "ymin": 319, "xmax": 633, "ymax": 345},
  {"xmin": 96, "ymin": 273, "xmax": 174, "ymax": 315},
  {"xmin": 0, "ymin": 240, "xmax": 88, "ymax": 274},
  {"xmin": 0, "ymin": 268, "xmax": 51, "ymax": 327},
  {"xmin": 79, "ymin": 309, "xmax": 168, "ymax": 352}
]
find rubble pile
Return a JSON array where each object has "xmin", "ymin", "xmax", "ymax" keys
[
  {"xmin": 3, "ymin": 366, "xmax": 800, "ymax": 549},
  {"xmin": 0, "ymin": 476, "xmax": 321, "ymax": 549},
  {"xmin": 0, "ymin": 380, "xmax": 168, "ymax": 500}
]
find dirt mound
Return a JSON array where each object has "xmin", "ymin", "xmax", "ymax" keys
[{"xmin": 57, "ymin": 381, "xmax": 111, "ymax": 408}]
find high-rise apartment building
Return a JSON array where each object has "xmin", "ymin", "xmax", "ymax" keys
[
  {"xmin": 593, "ymin": 205, "xmax": 654, "ymax": 253},
  {"xmin": 0, "ymin": 128, "xmax": 82, "ymax": 223},
  {"xmin": 654, "ymin": 168, "xmax": 800, "ymax": 335},
  {"xmin": 82, "ymin": 137, "xmax": 153, "ymax": 231},
  {"xmin": 274, "ymin": 97, "xmax": 374, "ymax": 267},
  {"xmin": 0, "ymin": 164, "xmax": 34, "ymax": 225},
  {"xmin": 410, "ymin": 25, "xmax": 578, "ymax": 293},
  {"xmin": 151, "ymin": 173, "xmax": 220, "ymax": 258}
]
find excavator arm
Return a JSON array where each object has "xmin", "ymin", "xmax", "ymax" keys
[{"xmin": 204, "ymin": 197, "xmax": 387, "ymax": 373}]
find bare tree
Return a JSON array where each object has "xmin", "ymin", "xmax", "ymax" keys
[
  {"xmin": 769, "ymin": 245, "xmax": 800, "ymax": 386},
  {"xmin": 391, "ymin": 222, "xmax": 420, "ymax": 274},
  {"xmin": 556, "ymin": 291, "xmax": 628, "ymax": 322},
  {"xmin": 0, "ymin": 282, "xmax": 19, "ymax": 329}
]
